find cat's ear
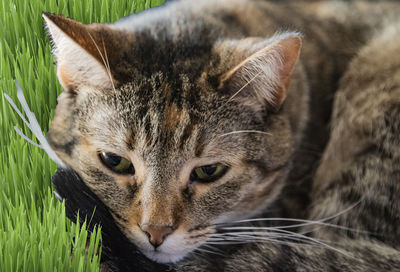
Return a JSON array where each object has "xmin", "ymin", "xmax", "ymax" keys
[
  {"xmin": 42, "ymin": 13, "xmax": 118, "ymax": 91},
  {"xmin": 219, "ymin": 33, "xmax": 302, "ymax": 110}
]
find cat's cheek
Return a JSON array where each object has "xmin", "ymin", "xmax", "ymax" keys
[{"xmin": 238, "ymin": 170, "xmax": 286, "ymax": 216}]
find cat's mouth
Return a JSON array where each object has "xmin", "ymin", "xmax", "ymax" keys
[
  {"xmin": 138, "ymin": 240, "xmax": 200, "ymax": 264},
  {"xmin": 128, "ymin": 229, "xmax": 205, "ymax": 264}
]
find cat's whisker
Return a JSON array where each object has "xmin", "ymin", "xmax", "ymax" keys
[
  {"xmin": 204, "ymin": 241, "xmax": 252, "ymax": 245},
  {"xmin": 187, "ymin": 251, "xmax": 209, "ymax": 262},
  {"xmin": 210, "ymin": 235, "xmax": 316, "ymax": 246},
  {"xmin": 207, "ymin": 236, "xmax": 312, "ymax": 246},
  {"xmin": 205, "ymin": 238, "xmax": 315, "ymax": 248},
  {"xmin": 217, "ymin": 130, "xmax": 272, "ymax": 138},
  {"xmin": 194, "ymin": 248, "xmax": 227, "ymax": 257},
  {"xmin": 209, "ymin": 228, "xmax": 315, "ymax": 242},
  {"xmin": 223, "ymin": 200, "xmax": 362, "ymax": 226},
  {"xmin": 209, "ymin": 232, "xmax": 286, "ymax": 240},
  {"xmin": 210, "ymin": 223, "xmax": 357, "ymax": 257},
  {"xmin": 207, "ymin": 234, "xmax": 349, "ymax": 257},
  {"xmin": 86, "ymin": 31, "xmax": 116, "ymax": 92},
  {"xmin": 101, "ymin": 36, "xmax": 116, "ymax": 92},
  {"xmin": 207, "ymin": 233, "xmax": 315, "ymax": 247},
  {"xmin": 206, "ymin": 238, "xmax": 339, "ymax": 252},
  {"xmin": 213, "ymin": 229, "xmax": 353, "ymax": 258},
  {"xmin": 201, "ymin": 244, "xmax": 226, "ymax": 254},
  {"xmin": 218, "ymin": 221, "xmax": 371, "ymax": 234},
  {"xmin": 211, "ymin": 229, "xmax": 309, "ymax": 237}
]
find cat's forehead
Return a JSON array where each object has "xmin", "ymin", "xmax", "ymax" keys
[
  {"xmin": 111, "ymin": 28, "xmax": 218, "ymax": 86},
  {"xmin": 80, "ymin": 74, "xmax": 264, "ymax": 164}
]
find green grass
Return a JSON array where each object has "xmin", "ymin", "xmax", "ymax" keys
[{"xmin": 0, "ymin": 0, "xmax": 164, "ymax": 270}]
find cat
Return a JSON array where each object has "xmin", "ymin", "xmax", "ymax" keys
[{"xmin": 42, "ymin": 0, "xmax": 400, "ymax": 270}]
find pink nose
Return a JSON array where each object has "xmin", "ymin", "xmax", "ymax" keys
[{"xmin": 140, "ymin": 224, "xmax": 174, "ymax": 248}]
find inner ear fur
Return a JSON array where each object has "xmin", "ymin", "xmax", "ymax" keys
[
  {"xmin": 43, "ymin": 13, "xmax": 124, "ymax": 91},
  {"xmin": 219, "ymin": 33, "xmax": 302, "ymax": 110}
]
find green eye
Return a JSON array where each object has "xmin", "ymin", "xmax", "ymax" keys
[
  {"xmin": 190, "ymin": 163, "xmax": 229, "ymax": 183},
  {"xmin": 99, "ymin": 152, "xmax": 135, "ymax": 174}
]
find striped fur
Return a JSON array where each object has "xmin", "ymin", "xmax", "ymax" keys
[{"xmin": 43, "ymin": 0, "xmax": 400, "ymax": 270}]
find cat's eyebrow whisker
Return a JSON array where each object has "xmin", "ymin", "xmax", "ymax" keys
[
  {"xmin": 217, "ymin": 130, "xmax": 272, "ymax": 138},
  {"xmin": 226, "ymin": 70, "xmax": 263, "ymax": 103},
  {"xmin": 101, "ymin": 36, "xmax": 116, "ymax": 92}
]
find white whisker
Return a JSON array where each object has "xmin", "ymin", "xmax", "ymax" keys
[
  {"xmin": 219, "ymin": 221, "xmax": 369, "ymax": 234},
  {"xmin": 205, "ymin": 238, "xmax": 306, "ymax": 247},
  {"xmin": 201, "ymin": 244, "xmax": 226, "ymax": 254},
  {"xmin": 101, "ymin": 36, "xmax": 116, "ymax": 92},
  {"xmin": 226, "ymin": 70, "xmax": 263, "ymax": 103},
  {"xmin": 187, "ymin": 251, "xmax": 209, "ymax": 262},
  {"xmin": 204, "ymin": 241, "xmax": 250, "ymax": 245},
  {"xmin": 209, "ymin": 229, "xmax": 314, "ymax": 243},
  {"xmin": 86, "ymin": 31, "xmax": 116, "ymax": 92},
  {"xmin": 195, "ymin": 248, "xmax": 227, "ymax": 257},
  {"xmin": 218, "ymin": 130, "xmax": 272, "ymax": 138},
  {"xmin": 221, "ymin": 200, "xmax": 366, "ymax": 233},
  {"xmin": 210, "ymin": 229, "xmax": 352, "ymax": 258}
]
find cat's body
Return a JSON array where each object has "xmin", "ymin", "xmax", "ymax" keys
[{"xmin": 43, "ymin": 0, "xmax": 400, "ymax": 270}]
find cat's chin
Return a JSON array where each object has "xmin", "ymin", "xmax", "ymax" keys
[{"xmin": 141, "ymin": 248, "xmax": 189, "ymax": 264}]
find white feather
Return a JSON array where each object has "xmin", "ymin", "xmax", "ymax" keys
[{"xmin": 4, "ymin": 81, "xmax": 66, "ymax": 168}]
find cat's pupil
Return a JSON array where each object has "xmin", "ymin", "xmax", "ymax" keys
[
  {"xmin": 202, "ymin": 165, "xmax": 217, "ymax": 175},
  {"xmin": 99, "ymin": 152, "xmax": 135, "ymax": 175},
  {"xmin": 190, "ymin": 163, "xmax": 229, "ymax": 183},
  {"xmin": 190, "ymin": 171, "xmax": 197, "ymax": 181},
  {"xmin": 106, "ymin": 154, "xmax": 122, "ymax": 166}
]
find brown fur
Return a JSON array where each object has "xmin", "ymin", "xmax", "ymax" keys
[{"xmin": 43, "ymin": 0, "xmax": 400, "ymax": 270}]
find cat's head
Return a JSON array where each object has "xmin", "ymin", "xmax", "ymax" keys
[{"xmin": 43, "ymin": 8, "xmax": 302, "ymax": 263}]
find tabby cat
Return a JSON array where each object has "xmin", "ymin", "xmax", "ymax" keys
[{"xmin": 42, "ymin": 0, "xmax": 400, "ymax": 270}]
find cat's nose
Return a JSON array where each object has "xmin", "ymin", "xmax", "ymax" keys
[{"xmin": 140, "ymin": 224, "xmax": 174, "ymax": 248}]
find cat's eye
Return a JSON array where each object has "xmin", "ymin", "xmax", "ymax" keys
[
  {"xmin": 99, "ymin": 152, "xmax": 135, "ymax": 175},
  {"xmin": 190, "ymin": 163, "xmax": 228, "ymax": 183}
]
